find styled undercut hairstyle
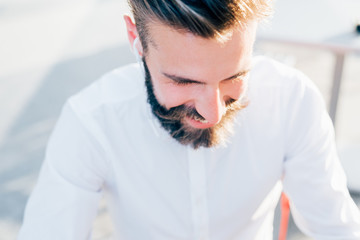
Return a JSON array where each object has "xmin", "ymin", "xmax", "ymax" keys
[{"xmin": 128, "ymin": 0, "xmax": 273, "ymax": 54}]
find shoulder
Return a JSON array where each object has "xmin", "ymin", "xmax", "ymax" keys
[
  {"xmin": 242, "ymin": 56, "xmax": 327, "ymax": 139},
  {"xmin": 51, "ymin": 63, "xmax": 146, "ymax": 168},
  {"xmin": 249, "ymin": 55, "xmax": 323, "ymax": 101},
  {"xmin": 249, "ymin": 56, "xmax": 323, "ymax": 106},
  {"xmin": 251, "ymin": 55, "xmax": 312, "ymax": 89},
  {"xmin": 66, "ymin": 63, "xmax": 145, "ymax": 117}
]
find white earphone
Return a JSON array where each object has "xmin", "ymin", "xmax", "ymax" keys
[
  {"xmin": 132, "ymin": 37, "xmax": 145, "ymax": 76},
  {"xmin": 133, "ymin": 37, "xmax": 142, "ymax": 60}
]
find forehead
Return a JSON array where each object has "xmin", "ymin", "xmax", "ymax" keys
[{"xmin": 145, "ymin": 21, "xmax": 257, "ymax": 81}]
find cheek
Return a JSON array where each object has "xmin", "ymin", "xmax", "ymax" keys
[{"xmin": 153, "ymin": 82, "xmax": 194, "ymax": 109}]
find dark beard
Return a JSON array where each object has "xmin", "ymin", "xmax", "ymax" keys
[{"xmin": 143, "ymin": 58, "xmax": 248, "ymax": 149}]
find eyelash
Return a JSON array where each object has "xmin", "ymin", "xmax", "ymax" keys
[
  {"xmin": 230, "ymin": 77, "xmax": 243, "ymax": 84},
  {"xmin": 173, "ymin": 81, "xmax": 193, "ymax": 86},
  {"xmin": 171, "ymin": 76, "xmax": 245, "ymax": 86}
]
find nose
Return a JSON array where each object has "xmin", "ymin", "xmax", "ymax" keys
[{"xmin": 195, "ymin": 86, "xmax": 226, "ymax": 125}]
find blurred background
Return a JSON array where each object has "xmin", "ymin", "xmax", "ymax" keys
[{"xmin": 0, "ymin": 0, "xmax": 359, "ymax": 239}]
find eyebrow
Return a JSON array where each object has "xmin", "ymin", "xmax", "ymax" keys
[{"xmin": 162, "ymin": 69, "xmax": 250, "ymax": 85}]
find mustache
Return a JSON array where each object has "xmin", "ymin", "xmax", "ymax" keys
[
  {"xmin": 154, "ymin": 105, "xmax": 202, "ymax": 122},
  {"xmin": 153, "ymin": 98, "xmax": 238, "ymax": 124}
]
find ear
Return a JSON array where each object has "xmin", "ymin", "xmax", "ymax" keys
[{"xmin": 124, "ymin": 15, "xmax": 143, "ymax": 56}]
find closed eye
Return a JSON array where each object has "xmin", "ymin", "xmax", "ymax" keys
[
  {"xmin": 225, "ymin": 72, "xmax": 249, "ymax": 84},
  {"xmin": 163, "ymin": 73, "xmax": 204, "ymax": 86},
  {"xmin": 173, "ymin": 81, "xmax": 192, "ymax": 86},
  {"xmin": 162, "ymin": 70, "xmax": 250, "ymax": 86},
  {"xmin": 226, "ymin": 76, "xmax": 244, "ymax": 84},
  {"xmin": 171, "ymin": 78, "xmax": 197, "ymax": 86}
]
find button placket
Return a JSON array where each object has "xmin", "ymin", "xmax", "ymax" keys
[{"xmin": 188, "ymin": 147, "xmax": 210, "ymax": 240}]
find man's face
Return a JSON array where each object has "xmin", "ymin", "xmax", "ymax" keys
[{"xmin": 143, "ymin": 22, "xmax": 257, "ymax": 148}]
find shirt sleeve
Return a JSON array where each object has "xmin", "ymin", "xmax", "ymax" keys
[
  {"xmin": 18, "ymin": 102, "xmax": 107, "ymax": 240},
  {"xmin": 282, "ymin": 73, "xmax": 360, "ymax": 239}
]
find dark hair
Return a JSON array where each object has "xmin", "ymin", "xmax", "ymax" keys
[{"xmin": 128, "ymin": 0, "xmax": 272, "ymax": 53}]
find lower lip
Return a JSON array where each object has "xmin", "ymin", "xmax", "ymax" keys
[{"xmin": 184, "ymin": 116, "xmax": 215, "ymax": 129}]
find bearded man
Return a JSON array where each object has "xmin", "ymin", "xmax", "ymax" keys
[{"xmin": 19, "ymin": 0, "xmax": 360, "ymax": 239}]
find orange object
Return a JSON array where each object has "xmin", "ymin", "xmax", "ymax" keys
[{"xmin": 279, "ymin": 193, "xmax": 290, "ymax": 240}]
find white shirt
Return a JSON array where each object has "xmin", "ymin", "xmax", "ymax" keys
[{"xmin": 18, "ymin": 56, "xmax": 360, "ymax": 240}]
